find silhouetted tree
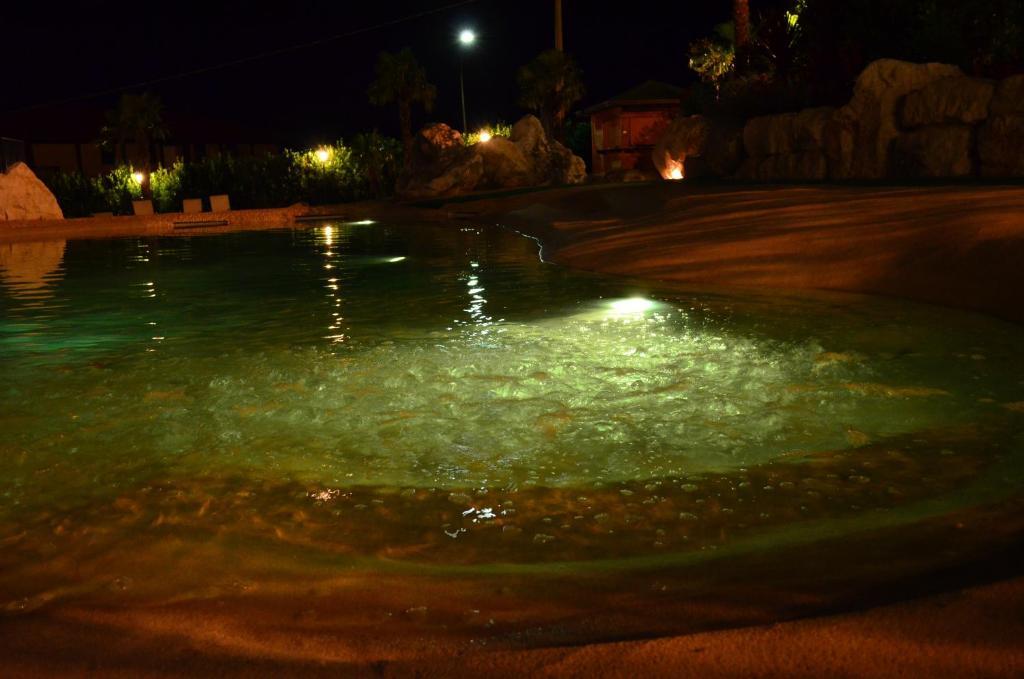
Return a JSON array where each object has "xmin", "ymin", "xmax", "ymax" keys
[
  {"xmin": 733, "ymin": 0, "xmax": 751, "ymax": 70},
  {"xmin": 99, "ymin": 93, "xmax": 167, "ymax": 169},
  {"xmin": 517, "ymin": 49, "xmax": 585, "ymax": 141},
  {"xmin": 368, "ymin": 48, "xmax": 437, "ymax": 158}
]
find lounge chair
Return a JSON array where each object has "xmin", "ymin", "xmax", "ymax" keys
[{"xmin": 209, "ymin": 194, "xmax": 231, "ymax": 212}]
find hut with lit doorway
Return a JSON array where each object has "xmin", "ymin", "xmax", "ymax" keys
[{"xmin": 585, "ymin": 80, "xmax": 682, "ymax": 178}]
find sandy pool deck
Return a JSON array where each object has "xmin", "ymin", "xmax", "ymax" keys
[
  {"xmin": 2, "ymin": 181, "xmax": 1024, "ymax": 676},
  {"xmin": 482, "ymin": 181, "xmax": 1024, "ymax": 324}
]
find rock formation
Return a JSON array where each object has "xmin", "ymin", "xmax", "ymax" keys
[
  {"xmin": 978, "ymin": 75, "xmax": 1024, "ymax": 177},
  {"xmin": 397, "ymin": 115, "xmax": 586, "ymax": 200},
  {"xmin": 652, "ymin": 116, "xmax": 742, "ymax": 179},
  {"xmin": 0, "ymin": 163, "xmax": 64, "ymax": 221},
  {"xmin": 655, "ymin": 59, "xmax": 1024, "ymax": 182},
  {"xmin": 395, "ymin": 125, "xmax": 484, "ymax": 200}
]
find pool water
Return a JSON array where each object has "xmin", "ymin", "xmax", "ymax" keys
[{"xmin": 1, "ymin": 224, "xmax": 1023, "ymax": 627}]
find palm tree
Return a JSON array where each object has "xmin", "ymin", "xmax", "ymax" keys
[
  {"xmin": 733, "ymin": 0, "xmax": 751, "ymax": 71},
  {"xmin": 99, "ymin": 92, "xmax": 168, "ymax": 169},
  {"xmin": 368, "ymin": 48, "xmax": 437, "ymax": 157},
  {"xmin": 517, "ymin": 49, "xmax": 585, "ymax": 141}
]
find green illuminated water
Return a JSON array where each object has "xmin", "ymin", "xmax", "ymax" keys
[{"xmin": 0, "ymin": 224, "xmax": 1022, "ymax": 613}]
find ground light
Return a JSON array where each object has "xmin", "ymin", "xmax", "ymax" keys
[
  {"xmin": 477, "ymin": 129, "xmax": 493, "ymax": 143},
  {"xmin": 315, "ymin": 147, "xmax": 331, "ymax": 163}
]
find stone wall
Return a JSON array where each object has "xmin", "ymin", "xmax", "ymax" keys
[
  {"xmin": 0, "ymin": 162, "xmax": 64, "ymax": 221},
  {"xmin": 654, "ymin": 59, "xmax": 1024, "ymax": 182}
]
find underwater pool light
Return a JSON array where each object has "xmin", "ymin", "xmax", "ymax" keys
[
  {"xmin": 386, "ymin": 256, "xmax": 406, "ymax": 263},
  {"xmin": 607, "ymin": 297, "xmax": 658, "ymax": 317}
]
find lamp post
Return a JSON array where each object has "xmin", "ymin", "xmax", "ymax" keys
[{"xmin": 457, "ymin": 28, "xmax": 476, "ymax": 133}]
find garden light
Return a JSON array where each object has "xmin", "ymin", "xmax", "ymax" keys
[
  {"xmin": 132, "ymin": 171, "xmax": 146, "ymax": 184},
  {"xmin": 478, "ymin": 130, "xmax": 493, "ymax": 143},
  {"xmin": 315, "ymin": 147, "xmax": 331, "ymax": 163}
]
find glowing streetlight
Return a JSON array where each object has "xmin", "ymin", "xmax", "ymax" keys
[
  {"xmin": 457, "ymin": 28, "xmax": 477, "ymax": 133},
  {"xmin": 315, "ymin": 147, "xmax": 331, "ymax": 163}
]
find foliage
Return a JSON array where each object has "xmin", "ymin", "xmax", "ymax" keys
[
  {"xmin": 791, "ymin": 0, "xmax": 1024, "ymax": 104},
  {"xmin": 688, "ymin": 38, "xmax": 736, "ymax": 91},
  {"xmin": 463, "ymin": 122, "xmax": 512, "ymax": 146},
  {"xmin": 350, "ymin": 131, "xmax": 403, "ymax": 199},
  {"xmin": 368, "ymin": 48, "xmax": 437, "ymax": 154},
  {"xmin": 563, "ymin": 119, "xmax": 592, "ymax": 170},
  {"xmin": 45, "ymin": 172, "xmax": 106, "ymax": 218},
  {"xmin": 95, "ymin": 166, "xmax": 144, "ymax": 215},
  {"xmin": 45, "ymin": 136, "xmax": 403, "ymax": 217},
  {"xmin": 517, "ymin": 49, "xmax": 585, "ymax": 141},
  {"xmin": 151, "ymin": 162, "xmax": 183, "ymax": 213},
  {"xmin": 99, "ymin": 93, "xmax": 168, "ymax": 168},
  {"xmin": 685, "ymin": 0, "xmax": 1024, "ymax": 117}
]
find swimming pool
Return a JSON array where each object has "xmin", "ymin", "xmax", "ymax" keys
[{"xmin": 1, "ymin": 223, "xmax": 1022, "ymax": 645}]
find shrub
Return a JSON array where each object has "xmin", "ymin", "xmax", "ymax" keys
[
  {"xmin": 44, "ymin": 134, "xmax": 404, "ymax": 217},
  {"xmin": 151, "ymin": 161, "xmax": 183, "ymax": 213},
  {"xmin": 463, "ymin": 122, "xmax": 513, "ymax": 146},
  {"xmin": 45, "ymin": 172, "xmax": 105, "ymax": 218},
  {"xmin": 350, "ymin": 132, "xmax": 403, "ymax": 199},
  {"xmin": 95, "ymin": 166, "xmax": 143, "ymax": 216}
]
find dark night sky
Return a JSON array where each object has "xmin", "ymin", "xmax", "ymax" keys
[{"xmin": 2, "ymin": 1, "xmax": 786, "ymax": 146}]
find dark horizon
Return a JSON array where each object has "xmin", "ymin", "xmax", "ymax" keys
[{"xmin": 3, "ymin": 0, "xmax": 787, "ymax": 146}]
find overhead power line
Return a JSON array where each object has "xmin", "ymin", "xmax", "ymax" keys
[{"xmin": 3, "ymin": 0, "xmax": 481, "ymax": 115}]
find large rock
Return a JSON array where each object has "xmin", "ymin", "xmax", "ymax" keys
[
  {"xmin": 549, "ymin": 141, "xmax": 587, "ymax": 185},
  {"xmin": 742, "ymin": 108, "xmax": 833, "ymax": 157},
  {"xmin": 990, "ymin": 75, "xmax": 1024, "ymax": 116},
  {"xmin": 978, "ymin": 115, "xmax": 1024, "ymax": 177},
  {"xmin": 899, "ymin": 76, "xmax": 994, "ymax": 128},
  {"xmin": 476, "ymin": 137, "xmax": 534, "ymax": 188},
  {"xmin": 398, "ymin": 115, "xmax": 586, "ymax": 198},
  {"xmin": 889, "ymin": 125, "xmax": 974, "ymax": 178},
  {"xmin": 509, "ymin": 115, "xmax": 550, "ymax": 164},
  {"xmin": 652, "ymin": 115, "xmax": 742, "ymax": 179},
  {"xmin": 0, "ymin": 163, "xmax": 64, "ymax": 221},
  {"xmin": 826, "ymin": 59, "xmax": 963, "ymax": 179},
  {"xmin": 737, "ymin": 151, "xmax": 829, "ymax": 182},
  {"xmin": 397, "ymin": 124, "xmax": 484, "ymax": 199}
]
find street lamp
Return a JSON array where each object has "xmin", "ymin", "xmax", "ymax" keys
[{"xmin": 457, "ymin": 28, "xmax": 476, "ymax": 133}]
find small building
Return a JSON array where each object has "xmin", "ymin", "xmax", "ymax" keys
[{"xmin": 585, "ymin": 81, "xmax": 683, "ymax": 177}]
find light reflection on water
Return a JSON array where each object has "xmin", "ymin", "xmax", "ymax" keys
[{"xmin": 0, "ymin": 223, "xmax": 1022, "ymax": 606}]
